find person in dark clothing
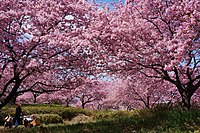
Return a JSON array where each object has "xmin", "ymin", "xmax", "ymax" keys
[{"xmin": 14, "ymin": 103, "xmax": 22, "ymax": 128}]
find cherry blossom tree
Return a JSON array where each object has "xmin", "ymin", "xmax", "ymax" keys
[
  {"xmin": 121, "ymin": 74, "xmax": 180, "ymax": 109},
  {"xmin": 16, "ymin": 78, "xmax": 108, "ymax": 108},
  {"xmin": 192, "ymin": 88, "xmax": 200, "ymax": 107},
  {"xmin": 34, "ymin": 88, "xmax": 79, "ymax": 106},
  {"xmin": 73, "ymin": 79, "xmax": 107, "ymax": 109},
  {"xmin": 0, "ymin": 0, "xmax": 98, "ymax": 108},
  {"xmin": 85, "ymin": 0, "xmax": 200, "ymax": 111},
  {"xmin": 16, "ymin": 92, "xmax": 34, "ymax": 104}
]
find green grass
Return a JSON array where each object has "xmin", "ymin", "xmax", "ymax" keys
[{"xmin": 0, "ymin": 104, "xmax": 199, "ymax": 133}]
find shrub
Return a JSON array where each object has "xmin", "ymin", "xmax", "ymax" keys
[
  {"xmin": 22, "ymin": 105, "xmax": 91, "ymax": 120},
  {"xmin": 58, "ymin": 108, "xmax": 91, "ymax": 120},
  {"xmin": 34, "ymin": 114, "xmax": 63, "ymax": 124}
]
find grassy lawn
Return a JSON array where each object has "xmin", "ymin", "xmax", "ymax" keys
[{"xmin": 0, "ymin": 104, "xmax": 199, "ymax": 133}]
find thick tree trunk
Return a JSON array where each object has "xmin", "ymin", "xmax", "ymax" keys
[
  {"xmin": 10, "ymin": 95, "xmax": 17, "ymax": 105},
  {"xmin": 0, "ymin": 76, "xmax": 21, "ymax": 109},
  {"xmin": 181, "ymin": 92, "xmax": 192, "ymax": 111},
  {"xmin": 0, "ymin": 83, "xmax": 20, "ymax": 109}
]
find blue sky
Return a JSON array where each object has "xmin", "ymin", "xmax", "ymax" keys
[
  {"xmin": 98, "ymin": 0, "xmax": 119, "ymax": 2},
  {"xmin": 95, "ymin": 0, "xmax": 125, "ymax": 3}
]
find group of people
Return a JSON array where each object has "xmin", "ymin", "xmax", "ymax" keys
[
  {"xmin": 4, "ymin": 103, "xmax": 22, "ymax": 128},
  {"xmin": 4, "ymin": 103, "xmax": 39, "ymax": 129}
]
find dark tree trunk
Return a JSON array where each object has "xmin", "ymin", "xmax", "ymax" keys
[
  {"xmin": 82, "ymin": 103, "xmax": 85, "ymax": 109},
  {"xmin": 127, "ymin": 105, "xmax": 131, "ymax": 111},
  {"xmin": 0, "ymin": 80, "xmax": 21, "ymax": 109},
  {"xmin": 81, "ymin": 95, "xmax": 85, "ymax": 109},
  {"xmin": 127, "ymin": 105, "xmax": 134, "ymax": 111},
  {"xmin": 176, "ymin": 83, "xmax": 196, "ymax": 111},
  {"xmin": 66, "ymin": 102, "xmax": 69, "ymax": 107},
  {"xmin": 33, "ymin": 94, "xmax": 37, "ymax": 103},
  {"xmin": 97, "ymin": 104, "xmax": 102, "ymax": 110},
  {"xmin": 11, "ymin": 95, "xmax": 17, "ymax": 104},
  {"xmin": 181, "ymin": 91, "xmax": 192, "ymax": 111},
  {"xmin": 65, "ymin": 98, "xmax": 72, "ymax": 107},
  {"xmin": 146, "ymin": 96, "xmax": 150, "ymax": 109}
]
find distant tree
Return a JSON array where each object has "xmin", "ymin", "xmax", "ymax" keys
[
  {"xmin": 74, "ymin": 80, "xmax": 107, "ymax": 109},
  {"xmin": 123, "ymin": 73, "xmax": 180, "ymax": 109}
]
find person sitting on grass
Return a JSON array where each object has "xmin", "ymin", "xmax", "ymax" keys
[{"xmin": 4, "ymin": 115, "xmax": 13, "ymax": 128}]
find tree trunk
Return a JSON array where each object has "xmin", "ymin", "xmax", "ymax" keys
[
  {"xmin": 146, "ymin": 96, "xmax": 150, "ymax": 109},
  {"xmin": 12, "ymin": 95, "xmax": 17, "ymax": 104},
  {"xmin": 82, "ymin": 103, "xmax": 85, "ymax": 109},
  {"xmin": 127, "ymin": 105, "xmax": 131, "ymax": 111},
  {"xmin": 181, "ymin": 92, "xmax": 192, "ymax": 111},
  {"xmin": 0, "ymin": 81, "xmax": 21, "ymax": 109},
  {"xmin": 33, "ymin": 94, "xmax": 37, "ymax": 103},
  {"xmin": 65, "ymin": 102, "xmax": 68, "ymax": 107},
  {"xmin": 81, "ymin": 95, "xmax": 85, "ymax": 109},
  {"xmin": 97, "ymin": 104, "xmax": 102, "ymax": 110}
]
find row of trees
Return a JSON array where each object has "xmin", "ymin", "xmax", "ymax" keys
[
  {"xmin": 0, "ymin": 0, "xmax": 199, "ymax": 111},
  {"xmin": 15, "ymin": 77, "xmax": 200, "ymax": 110},
  {"xmin": 16, "ymin": 79, "xmax": 107, "ymax": 109}
]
